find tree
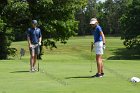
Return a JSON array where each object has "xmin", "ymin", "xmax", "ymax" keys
[
  {"xmin": 76, "ymin": 0, "xmax": 97, "ymax": 35},
  {"xmin": 0, "ymin": 0, "xmax": 87, "ymax": 59},
  {"xmin": 0, "ymin": 19, "xmax": 7, "ymax": 59},
  {"xmin": 98, "ymin": 0, "xmax": 132, "ymax": 34},
  {"xmin": 103, "ymin": 0, "xmax": 120, "ymax": 34},
  {"xmin": 120, "ymin": 0, "xmax": 140, "ymax": 50},
  {"xmin": 0, "ymin": 0, "xmax": 17, "ymax": 59}
]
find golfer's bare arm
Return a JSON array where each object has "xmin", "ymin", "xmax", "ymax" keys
[
  {"xmin": 39, "ymin": 36, "xmax": 42, "ymax": 43},
  {"xmin": 27, "ymin": 36, "xmax": 31, "ymax": 47},
  {"xmin": 100, "ymin": 31, "xmax": 105, "ymax": 44}
]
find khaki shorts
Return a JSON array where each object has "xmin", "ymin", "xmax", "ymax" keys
[{"xmin": 95, "ymin": 41, "xmax": 103, "ymax": 55}]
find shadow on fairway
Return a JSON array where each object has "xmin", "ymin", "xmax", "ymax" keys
[
  {"xmin": 65, "ymin": 76, "xmax": 96, "ymax": 79},
  {"xmin": 108, "ymin": 48, "xmax": 140, "ymax": 60},
  {"xmin": 10, "ymin": 71, "xmax": 30, "ymax": 73}
]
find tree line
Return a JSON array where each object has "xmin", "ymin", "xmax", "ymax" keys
[
  {"xmin": 0, "ymin": 0, "xmax": 87, "ymax": 59},
  {"xmin": 75, "ymin": 0, "xmax": 140, "ymax": 54},
  {"xmin": 0, "ymin": 0, "xmax": 140, "ymax": 59}
]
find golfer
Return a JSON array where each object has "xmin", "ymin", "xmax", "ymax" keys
[
  {"xmin": 90, "ymin": 18, "xmax": 106, "ymax": 77},
  {"xmin": 27, "ymin": 20, "xmax": 42, "ymax": 72}
]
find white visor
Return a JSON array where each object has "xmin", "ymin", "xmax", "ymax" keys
[{"xmin": 90, "ymin": 20, "xmax": 97, "ymax": 24}]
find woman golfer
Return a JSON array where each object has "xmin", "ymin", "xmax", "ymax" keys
[
  {"xmin": 90, "ymin": 18, "xmax": 106, "ymax": 77},
  {"xmin": 27, "ymin": 20, "xmax": 42, "ymax": 72}
]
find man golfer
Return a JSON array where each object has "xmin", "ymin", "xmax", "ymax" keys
[
  {"xmin": 27, "ymin": 20, "xmax": 42, "ymax": 72},
  {"xmin": 90, "ymin": 18, "xmax": 106, "ymax": 77}
]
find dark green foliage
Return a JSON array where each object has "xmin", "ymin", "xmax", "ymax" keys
[
  {"xmin": 25, "ymin": 0, "xmax": 86, "ymax": 45},
  {"xmin": 0, "ymin": 20, "xmax": 8, "ymax": 59},
  {"xmin": 3, "ymin": 0, "xmax": 86, "ymax": 43},
  {"xmin": 98, "ymin": 0, "xmax": 132, "ymax": 34},
  {"xmin": 120, "ymin": 0, "xmax": 140, "ymax": 50},
  {"xmin": 0, "ymin": 0, "xmax": 87, "ymax": 59},
  {"xmin": 78, "ymin": 0, "xmax": 133, "ymax": 35},
  {"xmin": 0, "ymin": 19, "xmax": 16, "ymax": 59}
]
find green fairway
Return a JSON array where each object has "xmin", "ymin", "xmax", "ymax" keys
[{"xmin": 0, "ymin": 36, "xmax": 140, "ymax": 93}]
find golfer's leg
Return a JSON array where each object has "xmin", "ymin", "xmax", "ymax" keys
[
  {"xmin": 33, "ymin": 54, "xmax": 37, "ymax": 67},
  {"xmin": 33, "ymin": 46, "xmax": 38, "ymax": 68},
  {"xmin": 30, "ymin": 48, "xmax": 34, "ymax": 71},
  {"xmin": 99, "ymin": 55, "xmax": 103, "ymax": 74},
  {"xmin": 99, "ymin": 55, "xmax": 104, "ymax": 74},
  {"xmin": 96, "ymin": 55, "xmax": 99, "ymax": 73},
  {"xmin": 101, "ymin": 58, "xmax": 104, "ymax": 74},
  {"xmin": 31, "ymin": 56, "xmax": 34, "ymax": 69},
  {"xmin": 31, "ymin": 48, "xmax": 35, "ymax": 71},
  {"xmin": 96, "ymin": 54, "xmax": 102, "ymax": 74}
]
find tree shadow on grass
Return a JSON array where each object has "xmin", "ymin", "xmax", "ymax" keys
[
  {"xmin": 10, "ymin": 71, "xmax": 30, "ymax": 73},
  {"xmin": 107, "ymin": 48, "xmax": 140, "ymax": 60}
]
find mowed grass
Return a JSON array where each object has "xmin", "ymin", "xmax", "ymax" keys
[{"xmin": 0, "ymin": 36, "xmax": 140, "ymax": 93}]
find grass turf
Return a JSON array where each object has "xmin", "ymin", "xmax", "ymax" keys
[{"xmin": 0, "ymin": 36, "xmax": 140, "ymax": 93}]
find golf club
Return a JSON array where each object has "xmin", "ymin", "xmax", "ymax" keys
[
  {"xmin": 89, "ymin": 42, "xmax": 94, "ymax": 73},
  {"xmin": 37, "ymin": 44, "xmax": 40, "ymax": 71}
]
